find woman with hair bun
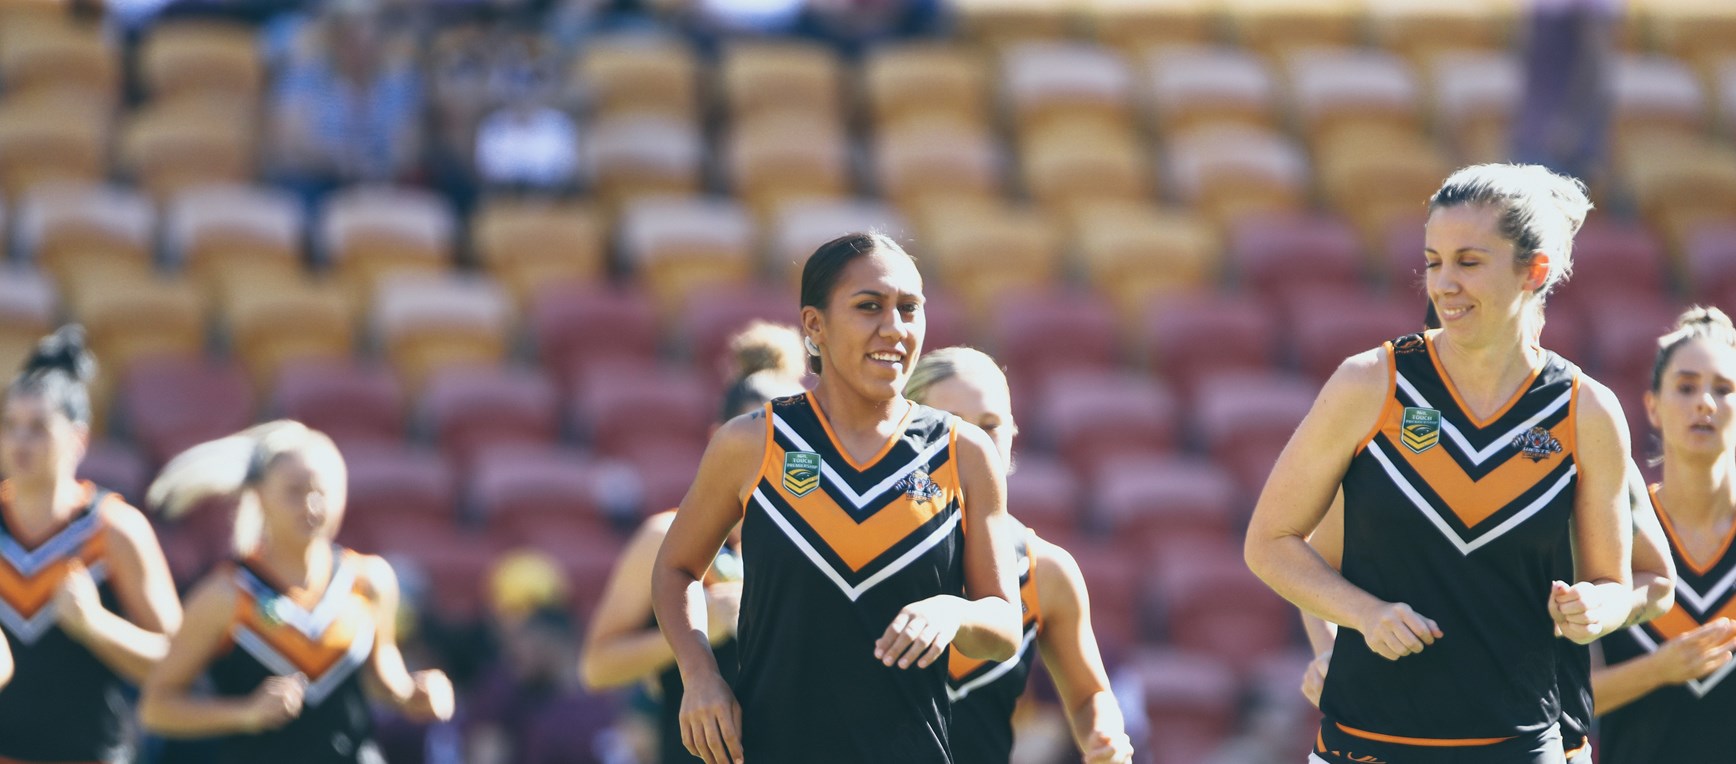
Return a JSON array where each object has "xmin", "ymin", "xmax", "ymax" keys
[
  {"xmin": 1594, "ymin": 307, "xmax": 1736, "ymax": 762},
  {"xmin": 138, "ymin": 421, "xmax": 453, "ymax": 764},
  {"xmin": 0, "ymin": 325, "xmax": 182, "ymax": 764},
  {"xmin": 1246, "ymin": 164, "xmax": 1634, "ymax": 763}
]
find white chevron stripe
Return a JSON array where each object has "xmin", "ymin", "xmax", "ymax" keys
[
  {"xmin": 1395, "ymin": 373, "xmax": 1571, "ymax": 466},
  {"xmin": 1626, "ymin": 625, "xmax": 1736, "ymax": 697},
  {"xmin": 772, "ymin": 414, "xmax": 951, "ymax": 510},
  {"xmin": 235, "ymin": 555, "xmax": 360, "ymax": 642},
  {"xmin": 0, "ymin": 511, "xmax": 102, "ymax": 577},
  {"xmin": 1367, "ymin": 442, "xmax": 1576, "ymax": 556},
  {"xmin": 947, "ymin": 624, "xmax": 1038, "ymax": 702},
  {"xmin": 232, "ymin": 613, "xmax": 375, "ymax": 706},
  {"xmin": 1674, "ymin": 565, "xmax": 1736, "ymax": 614},
  {"xmin": 0, "ymin": 561, "xmax": 108, "ymax": 644},
  {"xmin": 751, "ymin": 488, "xmax": 960, "ymax": 601}
]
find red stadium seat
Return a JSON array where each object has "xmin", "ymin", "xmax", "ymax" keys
[
  {"xmin": 1066, "ymin": 540, "xmax": 1143, "ymax": 653},
  {"xmin": 530, "ymin": 282, "xmax": 662, "ymax": 389},
  {"xmin": 985, "ymin": 287, "xmax": 1121, "ymax": 403},
  {"xmin": 271, "ymin": 359, "xmax": 406, "ymax": 447},
  {"xmin": 614, "ymin": 435, "xmax": 705, "ymax": 516},
  {"xmin": 1229, "ymin": 212, "xmax": 1366, "ymax": 302},
  {"xmin": 1683, "ymin": 222, "xmax": 1736, "ymax": 304},
  {"xmin": 469, "ymin": 444, "xmax": 612, "ymax": 535},
  {"xmin": 674, "ymin": 283, "xmax": 797, "ymax": 380},
  {"xmin": 1191, "ymin": 371, "xmax": 1319, "ymax": 500},
  {"xmin": 119, "ymin": 355, "xmax": 255, "ymax": 466},
  {"xmin": 1005, "ymin": 455, "xmax": 1084, "ymax": 542},
  {"xmin": 1585, "ymin": 292, "xmax": 1682, "ymax": 390},
  {"xmin": 1143, "ymin": 292, "xmax": 1280, "ymax": 397},
  {"xmin": 1553, "ymin": 218, "xmax": 1670, "ymax": 314},
  {"xmin": 421, "ymin": 365, "xmax": 559, "ymax": 466},
  {"xmin": 1091, "ymin": 455, "xmax": 1238, "ymax": 552},
  {"xmin": 1130, "ymin": 648, "xmax": 1239, "ymax": 764},
  {"xmin": 1154, "ymin": 541, "xmax": 1298, "ymax": 668},
  {"xmin": 77, "ymin": 438, "xmax": 149, "ymax": 503},
  {"xmin": 371, "ymin": 521, "xmax": 498, "ymax": 620},
  {"xmin": 915, "ymin": 287, "xmax": 971, "ymax": 353},
  {"xmin": 1285, "ymin": 288, "xmax": 1418, "ymax": 382},
  {"xmin": 372, "ymin": 273, "xmax": 514, "ymax": 392},
  {"xmin": 574, "ymin": 365, "xmax": 714, "ymax": 458},
  {"xmin": 1034, "ymin": 370, "xmax": 1178, "ymax": 478},
  {"xmin": 340, "ymin": 443, "xmax": 459, "ymax": 542}
]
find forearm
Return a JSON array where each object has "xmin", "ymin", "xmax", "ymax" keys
[
  {"xmin": 140, "ymin": 692, "xmax": 264, "ymax": 737},
  {"xmin": 581, "ymin": 628, "xmax": 679, "ymax": 690},
  {"xmin": 653, "ymin": 571, "xmax": 723, "ymax": 685},
  {"xmin": 1574, "ymin": 580, "xmax": 1636, "ymax": 643},
  {"xmin": 1625, "ymin": 573, "xmax": 1675, "ymax": 628},
  {"xmin": 1303, "ymin": 612, "xmax": 1338, "ymax": 656},
  {"xmin": 950, "ymin": 595, "xmax": 1021, "ymax": 662},
  {"xmin": 68, "ymin": 609, "xmax": 171, "ymax": 683},
  {"xmin": 1592, "ymin": 653, "xmax": 1667, "ymax": 715},
  {"xmin": 1064, "ymin": 690, "xmax": 1127, "ymax": 753},
  {"xmin": 1248, "ymin": 535, "xmax": 1382, "ymax": 632}
]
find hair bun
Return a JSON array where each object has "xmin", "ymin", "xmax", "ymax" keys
[{"xmin": 22, "ymin": 325, "xmax": 97, "ymax": 383}]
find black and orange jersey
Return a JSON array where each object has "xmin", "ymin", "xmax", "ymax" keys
[
  {"xmin": 1321, "ymin": 331, "xmax": 1582, "ymax": 752},
  {"xmin": 947, "ymin": 524, "xmax": 1042, "ymax": 764},
  {"xmin": 1598, "ymin": 486, "xmax": 1736, "ymax": 762},
  {"xmin": 0, "ymin": 480, "xmax": 132, "ymax": 763},
  {"xmin": 735, "ymin": 393, "xmax": 966, "ymax": 764},
  {"xmin": 208, "ymin": 547, "xmax": 382, "ymax": 764}
]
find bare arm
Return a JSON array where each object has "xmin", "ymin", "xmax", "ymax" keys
[
  {"xmin": 1300, "ymin": 490, "xmax": 1345, "ymax": 656},
  {"xmin": 0, "ymin": 630, "xmax": 11, "ymax": 690},
  {"xmin": 1031, "ymin": 538, "xmax": 1132, "ymax": 764},
  {"xmin": 947, "ymin": 423, "xmax": 1022, "ymax": 661},
  {"xmin": 363, "ymin": 555, "xmax": 453, "ymax": 723},
  {"xmin": 652, "ymin": 412, "xmax": 762, "ymax": 764},
  {"xmin": 1552, "ymin": 381, "xmax": 1635, "ymax": 644},
  {"xmin": 57, "ymin": 502, "xmax": 183, "ymax": 683},
  {"xmin": 1593, "ymin": 619, "xmax": 1736, "ymax": 714},
  {"xmin": 1245, "ymin": 349, "xmax": 1442, "ymax": 661},
  {"xmin": 581, "ymin": 512, "xmax": 682, "ymax": 690},
  {"xmin": 140, "ymin": 573, "xmax": 303, "ymax": 736},
  {"xmin": 1625, "ymin": 458, "xmax": 1675, "ymax": 627}
]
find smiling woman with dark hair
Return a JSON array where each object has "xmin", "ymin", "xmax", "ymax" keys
[{"xmin": 652, "ymin": 232, "xmax": 1022, "ymax": 764}]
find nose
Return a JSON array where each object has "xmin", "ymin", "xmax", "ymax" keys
[
  {"xmin": 1430, "ymin": 262, "xmax": 1461, "ymax": 296},
  {"xmin": 879, "ymin": 306, "xmax": 909, "ymax": 339}
]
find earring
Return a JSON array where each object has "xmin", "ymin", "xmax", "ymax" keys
[{"xmin": 804, "ymin": 336, "xmax": 821, "ymax": 356}]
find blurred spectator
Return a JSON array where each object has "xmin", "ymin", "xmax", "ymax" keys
[
  {"xmin": 266, "ymin": 0, "xmax": 425, "ymax": 203},
  {"xmin": 1512, "ymin": 0, "xmax": 1619, "ymax": 182},
  {"xmin": 474, "ymin": 102, "xmax": 581, "ymax": 190},
  {"xmin": 467, "ymin": 606, "xmax": 619, "ymax": 764}
]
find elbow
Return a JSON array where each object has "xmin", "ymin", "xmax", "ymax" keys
[
  {"xmin": 577, "ymin": 651, "xmax": 619, "ymax": 693},
  {"xmin": 1642, "ymin": 578, "xmax": 1676, "ymax": 625},
  {"xmin": 984, "ymin": 598, "xmax": 1023, "ymax": 662},
  {"xmin": 137, "ymin": 692, "xmax": 168, "ymax": 734},
  {"xmin": 1243, "ymin": 534, "xmax": 1274, "ymax": 586}
]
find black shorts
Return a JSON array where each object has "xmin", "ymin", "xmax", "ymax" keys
[{"xmin": 1311, "ymin": 719, "xmax": 1565, "ymax": 764}]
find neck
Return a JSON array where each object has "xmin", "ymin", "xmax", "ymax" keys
[
  {"xmin": 1434, "ymin": 325, "xmax": 1539, "ymax": 396},
  {"xmin": 256, "ymin": 536, "xmax": 333, "ymax": 590},
  {"xmin": 1659, "ymin": 449, "xmax": 1736, "ymax": 528},
  {"xmin": 7, "ymin": 475, "xmax": 84, "ymax": 524},
  {"xmin": 810, "ymin": 377, "xmax": 907, "ymax": 433}
]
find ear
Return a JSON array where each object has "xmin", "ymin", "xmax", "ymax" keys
[
  {"xmin": 1522, "ymin": 250, "xmax": 1552, "ymax": 293},
  {"xmin": 1644, "ymin": 389, "xmax": 1660, "ymax": 432},
  {"xmin": 800, "ymin": 305, "xmax": 825, "ymax": 346}
]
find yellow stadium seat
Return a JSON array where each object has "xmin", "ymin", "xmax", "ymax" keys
[
  {"xmin": 66, "ymin": 272, "xmax": 208, "ymax": 379},
  {"xmin": 1001, "ymin": 41, "xmax": 1137, "ymax": 133},
  {"xmin": 917, "ymin": 198, "xmax": 1063, "ymax": 315},
  {"xmin": 1070, "ymin": 201, "xmax": 1220, "ymax": 321},
  {"xmin": 139, "ymin": 20, "xmax": 263, "ymax": 100},
  {"xmin": 1081, "ymin": 0, "xmax": 1217, "ymax": 56},
  {"xmin": 1019, "ymin": 116, "xmax": 1152, "ymax": 214},
  {"xmin": 721, "ymin": 41, "xmax": 843, "ymax": 121},
  {"xmin": 618, "ymin": 195, "xmax": 758, "ymax": 314},
  {"xmin": 873, "ymin": 116, "xmax": 1007, "ymax": 214},
  {"xmin": 1222, "ymin": 0, "xmax": 1361, "ymax": 60},
  {"xmin": 165, "ymin": 183, "xmax": 303, "ymax": 297},
  {"xmin": 119, "ymin": 97, "xmax": 257, "ymax": 200},
  {"xmin": 584, "ymin": 113, "xmax": 705, "ymax": 211},
  {"xmin": 1145, "ymin": 46, "xmax": 1280, "ymax": 135},
  {"xmin": 373, "ymin": 273, "xmax": 513, "ymax": 393},
  {"xmin": 1167, "ymin": 123, "xmax": 1310, "ymax": 228},
  {"xmin": 16, "ymin": 181, "xmax": 154, "ymax": 288},
  {"xmin": 472, "ymin": 198, "xmax": 607, "ymax": 307},
  {"xmin": 0, "ymin": 91, "xmax": 109, "ymax": 197},
  {"xmin": 726, "ymin": 111, "xmax": 852, "ymax": 219},
  {"xmin": 572, "ymin": 35, "xmax": 699, "ymax": 120},
  {"xmin": 319, "ymin": 185, "xmax": 456, "ymax": 301},
  {"xmin": 0, "ymin": 17, "xmax": 116, "ymax": 98},
  {"xmin": 950, "ymin": 0, "xmax": 1073, "ymax": 48},
  {"xmin": 862, "ymin": 43, "xmax": 991, "ymax": 130},
  {"xmin": 220, "ymin": 270, "xmax": 355, "ymax": 386}
]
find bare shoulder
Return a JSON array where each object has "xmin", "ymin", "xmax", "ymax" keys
[
  {"xmin": 353, "ymin": 553, "xmax": 400, "ymax": 601},
  {"xmin": 97, "ymin": 496, "xmax": 160, "ymax": 554},
  {"xmin": 1573, "ymin": 375, "xmax": 1628, "ymax": 428},
  {"xmin": 182, "ymin": 566, "xmax": 241, "ymax": 620},
  {"xmin": 950, "ymin": 419, "xmax": 999, "ymax": 470},
  {"xmin": 1030, "ymin": 536, "xmax": 1084, "ymax": 590},
  {"xmin": 708, "ymin": 409, "xmax": 770, "ymax": 461},
  {"xmin": 1327, "ymin": 346, "xmax": 1393, "ymax": 401}
]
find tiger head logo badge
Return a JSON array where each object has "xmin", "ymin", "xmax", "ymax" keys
[
  {"xmin": 1512, "ymin": 427, "xmax": 1563, "ymax": 462},
  {"xmin": 783, "ymin": 451, "xmax": 821, "ymax": 497}
]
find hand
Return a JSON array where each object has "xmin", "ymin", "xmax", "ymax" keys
[
  {"xmin": 1301, "ymin": 649, "xmax": 1332, "ymax": 708},
  {"xmin": 53, "ymin": 560, "xmax": 104, "ymax": 639},
  {"xmin": 1550, "ymin": 580, "xmax": 1617, "ymax": 644},
  {"xmin": 875, "ymin": 596, "xmax": 962, "ymax": 670},
  {"xmin": 1356, "ymin": 602, "xmax": 1441, "ymax": 660},
  {"xmin": 244, "ymin": 673, "xmax": 307, "ymax": 732},
  {"xmin": 1082, "ymin": 728, "xmax": 1134, "ymax": 764},
  {"xmin": 704, "ymin": 581, "xmax": 743, "ymax": 646},
  {"xmin": 678, "ymin": 670, "xmax": 743, "ymax": 764},
  {"xmin": 1653, "ymin": 618, "xmax": 1736, "ymax": 685},
  {"xmin": 403, "ymin": 669, "xmax": 455, "ymax": 722}
]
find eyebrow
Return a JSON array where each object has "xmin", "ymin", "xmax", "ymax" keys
[
  {"xmin": 1422, "ymin": 246, "xmax": 1492, "ymax": 255},
  {"xmin": 851, "ymin": 289, "xmax": 924, "ymax": 301}
]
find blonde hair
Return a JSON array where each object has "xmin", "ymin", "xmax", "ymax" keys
[
  {"xmin": 147, "ymin": 420, "xmax": 345, "ymax": 556},
  {"xmin": 1428, "ymin": 163, "xmax": 1593, "ymax": 301},
  {"xmin": 1651, "ymin": 306, "xmax": 1736, "ymax": 392},
  {"xmin": 726, "ymin": 321, "xmax": 806, "ymax": 381},
  {"xmin": 904, "ymin": 347, "xmax": 1007, "ymax": 406}
]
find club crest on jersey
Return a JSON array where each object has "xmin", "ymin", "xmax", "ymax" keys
[
  {"xmin": 894, "ymin": 469, "xmax": 942, "ymax": 502},
  {"xmin": 783, "ymin": 451, "xmax": 821, "ymax": 497},
  {"xmin": 1513, "ymin": 426, "xmax": 1563, "ymax": 462},
  {"xmin": 1401, "ymin": 407, "xmax": 1441, "ymax": 453}
]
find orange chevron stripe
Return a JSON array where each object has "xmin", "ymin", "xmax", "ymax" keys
[
  {"xmin": 234, "ymin": 592, "xmax": 369, "ymax": 677},
  {"xmin": 0, "ymin": 532, "xmax": 107, "ymax": 617},
  {"xmin": 763, "ymin": 440, "xmax": 959, "ymax": 571},
  {"xmin": 1650, "ymin": 599, "xmax": 1736, "ymax": 642},
  {"xmin": 1382, "ymin": 417, "xmax": 1576, "ymax": 528}
]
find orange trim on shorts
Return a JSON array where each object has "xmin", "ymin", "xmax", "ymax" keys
[
  {"xmin": 1564, "ymin": 740, "xmax": 1591, "ymax": 759},
  {"xmin": 1335, "ymin": 722, "xmax": 1514, "ymax": 747}
]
